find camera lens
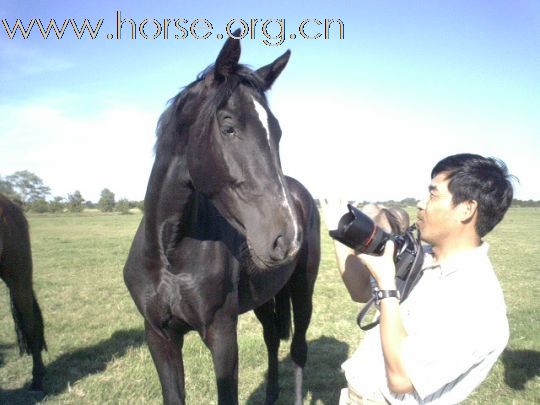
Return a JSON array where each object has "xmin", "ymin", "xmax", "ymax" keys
[{"xmin": 329, "ymin": 204, "xmax": 391, "ymax": 255}]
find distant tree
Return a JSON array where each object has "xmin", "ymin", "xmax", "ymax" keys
[
  {"xmin": 67, "ymin": 190, "xmax": 85, "ymax": 213},
  {"xmin": 0, "ymin": 175, "xmax": 19, "ymax": 201},
  {"xmin": 98, "ymin": 188, "xmax": 115, "ymax": 212},
  {"xmin": 49, "ymin": 196, "xmax": 65, "ymax": 213},
  {"xmin": 84, "ymin": 200, "xmax": 96, "ymax": 209},
  {"xmin": 116, "ymin": 198, "xmax": 131, "ymax": 215},
  {"xmin": 30, "ymin": 199, "xmax": 49, "ymax": 213},
  {"xmin": 382, "ymin": 200, "xmax": 398, "ymax": 208},
  {"xmin": 400, "ymin": 198, "xmax": 419, "ymax": 207},
  {"xmin": 136, "ymin": 200, "xmax": 144, "ymax": 213},
  {"xmin": 512, "ymin": 199, "xmax": 540, "ymax": 207},
  {"xmin": 5, "ymin": 170, "xmax": 50, "ymax": 210}
]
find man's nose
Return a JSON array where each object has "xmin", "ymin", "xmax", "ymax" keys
[{"xmin": 417, "ymin": 197, "xmax": 426, "ymax": 210}]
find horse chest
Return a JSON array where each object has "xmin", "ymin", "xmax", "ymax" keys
[
  {"xmin": 237, "ymin": 260, "xmax": 297, "ymax": 313},
  {"xmin": 157, "ymin": 237, "xmax": 296, "ymax": 322},
  {"xmin": 158, "ymin": 239, "xmax": 241, "ymax": 327}
]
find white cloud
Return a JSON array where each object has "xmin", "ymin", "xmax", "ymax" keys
[
  {"xmin": 0, "ymin": 99, "xmax": 159, "ymax": 202},
  {"xmin": 0, "ymin": 90, "xmax": 537, "ymax": 205}
]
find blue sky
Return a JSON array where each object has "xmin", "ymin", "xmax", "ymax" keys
[{"xmin": 1, "ymin": 1, "xmax": 539, "ymax": 203}]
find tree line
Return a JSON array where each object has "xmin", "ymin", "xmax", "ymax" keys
[
  {"xmin": 0, "ymin": 170, "xmax": 143, "ymax": 214},
  {"xmin": 2, "ymin": 170, "xmax": 538, "ymax": 214},
  {"xmin": 314, "ymin": 198, "xmax": 421, "ymax": 209}
]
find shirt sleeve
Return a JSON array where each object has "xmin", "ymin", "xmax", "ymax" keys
[{"xmin": 400, "ymin": 299, "xmax": 509, "ymax": 400}]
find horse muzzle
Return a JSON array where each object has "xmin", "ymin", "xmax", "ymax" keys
[{"xmin": 248, "ymin": 233, "xmax": 301, "ymax": 270}]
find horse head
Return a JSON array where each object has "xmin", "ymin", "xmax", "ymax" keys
[{"xmin": 169, "ymin": 33, "xmax": 301, "ymax": 269}]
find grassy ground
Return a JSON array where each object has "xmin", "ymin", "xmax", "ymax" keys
[{"xmin": 0, "ymin": 208, "xmax": 538, "ymax": 404}]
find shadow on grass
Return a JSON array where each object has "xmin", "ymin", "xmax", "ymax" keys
[
  {"xmin": 0, "ymin": 328, "xmax": 145, "ymax": 404},
  {"xmin": 0, "ymin": 388, "xmax": 44, "ymax": 405},
  {"xmin": 502, "ymin": 349, "xmax": 540, "ymax": 390},
  {"xmin": 0, "ymin": 343, "xmax": 44, "ymax": 405},
  {"xmin": 246, "ymin": 336, "xmax": 349, "ymax": 405},
  {"xmin": 0, "ymin": 342, "xmax": 17, "ymax": 368}
]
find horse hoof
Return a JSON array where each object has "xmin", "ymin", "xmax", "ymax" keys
[
  {"xmin": 28, "ymin": 387, "xmax": 46, "ymax": 401},
  {"xmin": 28, "ymin": 381, "xmax": 45, "ymax": 394},
  {"xmin": 264, "ymin": 391, "xmax": 279, "ymax": 405}
]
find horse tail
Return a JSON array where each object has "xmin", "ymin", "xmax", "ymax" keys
[
  {"xmin": 32, "ymin": 294, "xmax": 47, "ymax": 352},
  {"xmin": 9, "ymin": 289, "xmax": 29, "ymax": 355},
  {"xmin": 275, "ymin": 285, "xmax": 291, "ymax": 340},
  {"xmin": 9, "ymin": 290, "xmax": 47, "ymax": 355}
]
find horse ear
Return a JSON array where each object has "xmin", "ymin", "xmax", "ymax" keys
[
  {"xmin": 214, "ymin": 29, "xmax": 242, "ymax": 81},
  {"xmin": 256, "ymin": 50, "xmax": 291, "ymax": 90}
]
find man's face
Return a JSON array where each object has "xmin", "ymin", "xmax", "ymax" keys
[{"xmin": 416, "ymin": 172, "xmax": 461, "ymax": 246}]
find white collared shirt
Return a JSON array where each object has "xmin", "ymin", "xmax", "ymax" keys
[{"xmin": 341, "ymin": 242, "xmax": 509, "ymax": 404}]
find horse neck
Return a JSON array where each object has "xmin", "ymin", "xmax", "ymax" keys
[{"xmin": 144, "ymin": 152, "xmax": 193, "ymax": 273}]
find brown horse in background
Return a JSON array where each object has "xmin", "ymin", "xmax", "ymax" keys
[
  {"xmin": 360, "ymin": 203, "xmax": 410, "ymax": 234},
  {"xmin": 0, "ymin": 194, "xmax": 46, "ymax": 391}
]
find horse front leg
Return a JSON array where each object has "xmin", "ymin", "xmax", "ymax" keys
[
  {"xmin": 145, "ymin": 321, "xmax": 186, "ymax": 405},
  {"xmin": 289, "ymin": 269, "xmax": 316, "ymax": 405},
  {"xmin": 254, "ymin": 301, "xmax": 280, "ymax": 405},
  {"xmin": 203, "ymin": 314, "xmax": 239, "ymax": 405}
]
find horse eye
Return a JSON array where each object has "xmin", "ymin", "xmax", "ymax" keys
[{"xmin": 222, "ymin": 125, "xmax": 236, "ymax": 137}]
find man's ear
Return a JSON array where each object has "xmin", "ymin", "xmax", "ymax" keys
[{"xmin": 459, "ymin": 200, "xmax": 478, "ymax": 223}]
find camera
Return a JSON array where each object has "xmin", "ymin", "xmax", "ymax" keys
[
  {"xmin": 329, "ymin": 203, "xmax": 424, "ymax": 330},
  {"xmin": 328, "ymin": 204, "xmax": 420, "ymax": 282},
  {"xmin": 328, "ymin": 203, "xmax": 403, "ymax": 256}
]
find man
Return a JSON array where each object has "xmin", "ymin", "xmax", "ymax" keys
[{"xmin": 323, "ymin": 153, "xmax": 514, "ymax": 404}]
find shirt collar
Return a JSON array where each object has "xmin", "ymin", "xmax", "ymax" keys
[{"xmin": 423, "ymin": 242, "xmax": 490, "ymax": 276}]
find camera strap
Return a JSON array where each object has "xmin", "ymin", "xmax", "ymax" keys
[{"xmin": 357, "ymin": 225, "xmax": 425, "ymax": 331}]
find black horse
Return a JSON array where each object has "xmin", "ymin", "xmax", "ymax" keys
[
  {"xmin": 0, "ymin": 194, "xmax": 47, "ymax": 391},
  {"xmin": 124, "ymin": 33, "xmax": 320, "ymax": 405}
]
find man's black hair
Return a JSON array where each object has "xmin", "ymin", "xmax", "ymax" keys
[{"xmin": 431, "ymin": 153, "xmax": 515, "ymax": 237}]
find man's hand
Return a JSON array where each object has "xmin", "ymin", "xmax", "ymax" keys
[
  {"xmin": 360, "ymin": 240, "xmax": 414, "ymax": 394},
  {"xmin": 358, "ymin": 240, "xmax": 397, "ymax": 289},
  {"xmin": 321, "ymin": 198, "xmax": 373, "ymax": 302}
]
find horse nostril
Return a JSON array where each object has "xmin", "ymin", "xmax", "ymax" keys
[{"xmin": 270, "ymin": 235, "xmax": 288, "ymax": 262}]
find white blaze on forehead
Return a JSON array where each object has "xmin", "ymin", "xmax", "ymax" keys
[
  {"xmin": 251, "ymin": 96, "xmax": 299, "ymax": 244},
  {"xmin": 252, "ymin": 97, "xmax": 271, "ymax": 142}
]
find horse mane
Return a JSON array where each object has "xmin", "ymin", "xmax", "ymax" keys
[
  {"xmin": 381, "ymin": 207, "xmax": 408, "ymax": 235},
  {"xmin": 154, "ymin": 63, "xmax": 267, "ymax": 156},
  {"xmin": 381, "ymin": 208, "xmax": 402, "ymax": 234}
]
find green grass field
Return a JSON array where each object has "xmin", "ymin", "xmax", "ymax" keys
[{"xmin": 1, "ymin": 208, "xmax": 539, "ymax": 404}]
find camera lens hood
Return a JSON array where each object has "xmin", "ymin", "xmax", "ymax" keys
[{"xmin": 329, "ymin": 204, "xmax": 389, "ymax": 255}]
